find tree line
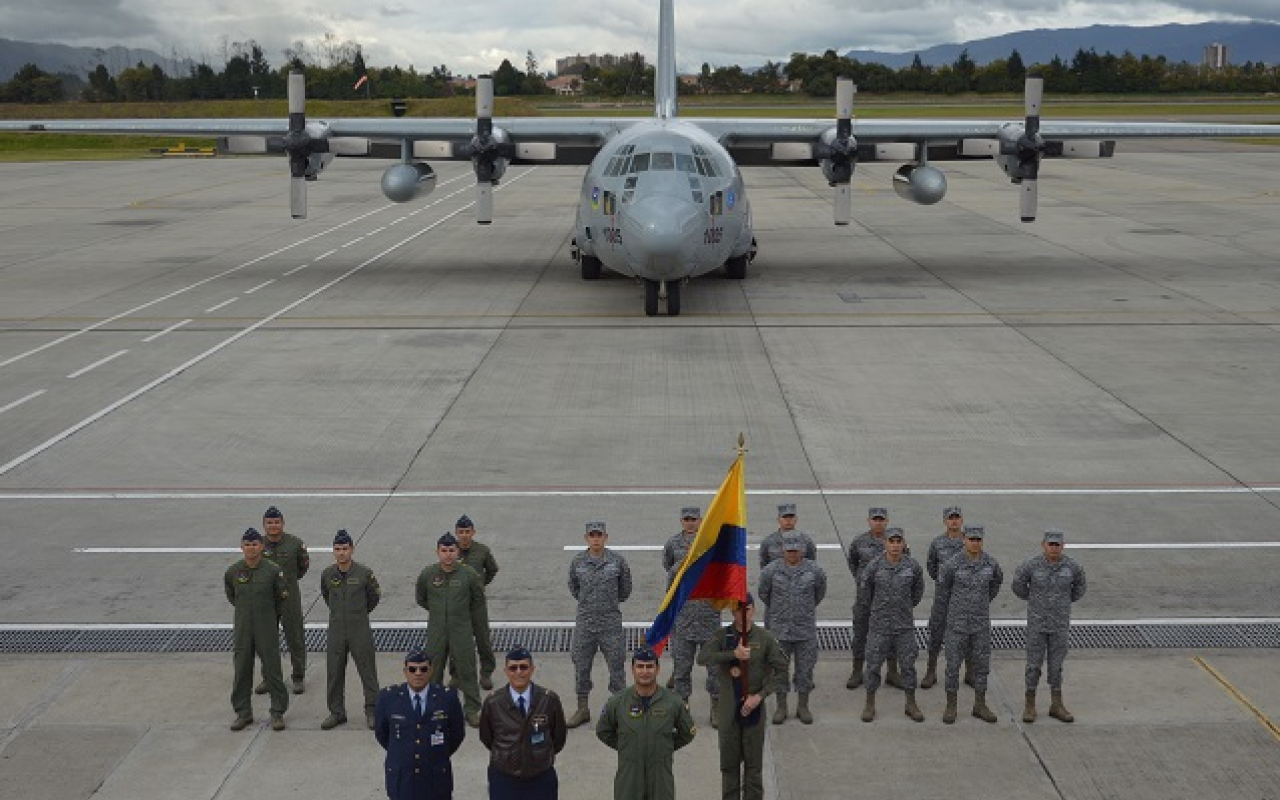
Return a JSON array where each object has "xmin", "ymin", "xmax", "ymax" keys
[{"xmin": 3, "ymin": 42, "xmax": 1278, "ymax": 103}]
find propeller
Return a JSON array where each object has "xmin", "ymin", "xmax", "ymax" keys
[
  {"xmin": 1015, "ymin": 77, "xmax": 1045, "ymax": 222},
  {"xmin": 458, "ymin": 76, "xmax": 514, "ymax": 225},
  {"xmin": 815, "ymin": 77, "xmax": 857, "ymax": 225},
  {"xmin": 282, "ymin": 71, "xmax": 314, "ymax": 219}
]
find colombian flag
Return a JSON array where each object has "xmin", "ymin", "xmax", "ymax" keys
[{"xmin": 646, "ymin": 451, "xmax": 748, "ymax": 655}]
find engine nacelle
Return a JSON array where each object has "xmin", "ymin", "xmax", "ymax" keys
[
  {"xmin": 381, "ymin": 163, "xmax": 437, "ymax": 203},
  {"xmin": 305, "ymin": 152, "xmax": 334, "ymax": 179},
  {"xmin": 892, "ymin": 164, "xmax": 947, "ymax": 205}
]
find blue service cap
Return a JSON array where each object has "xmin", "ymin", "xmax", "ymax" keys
[
  {"xmin": 263, "ymin": 506, "xmax": 283, "ymax": 519},
  {"xmin": 506, "ymin": 645, "xmax": 533, "ymax": 663},
  {"xmin": 632, "ymin": 646, "xmax": 659, "ymax": 663},
  {"xmin": 241, "ymin": 527, "xmax": 263, "ymax": 542},
  {"xmin": 438, "ymin": 532, "xmax": 459, "ymax": 547},
  {"xmin": 334, "ymin": 529, "xmax": 353, "ymax": 546},
  {"xmin": 456, "ymin": 515, "xmax": 474, "ymax": 529},
  {"xmin": 404, "ymin": 649, "xmax": 432, "ymax": 665}
]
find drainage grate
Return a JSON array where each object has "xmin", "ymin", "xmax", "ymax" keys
[{"xmin": 0, "ymin": 622, "xmax": 1275, "ymax": 654}]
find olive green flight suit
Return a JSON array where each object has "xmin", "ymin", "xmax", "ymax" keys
[
  {"xmin": 415, "ymin": 562, "xmax": 486, "ymax": 716},
  {"xmin": 699, "ymin": 622, "xmax": 787, "ymax": 800},
  {"xmin": 225, "ymin": 558, "xmax": 290, "ymax": 717},
  {"xmin": 263, "ymin": 532, "xmax": 310, "ymax": 681},
  {"xmin": 455, "ymin": 540, "xmax": 499, "ymax": 682},
  {"xmin": 596, "ymin": 685, "xmax": 697, "ymax": 800},
  {"xmin": 320, "ymin": 560, "xmax": 381, "ymax": 718}
]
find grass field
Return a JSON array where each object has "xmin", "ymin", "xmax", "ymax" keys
[{"xmin": 1, "ymin": 94, "xmax": 1276, "ymax": 160}]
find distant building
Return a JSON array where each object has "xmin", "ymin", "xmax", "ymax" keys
[
  {"xmin": 546, "ymin": 75, "xmax": 583, "ymax": 95},
  {"xmin": 555, "ymin": 53, "xmax": 645, "ymax": 75},
  {"xmin": 1204, "ymin": 42, "xmax": 1228, "ymax": 70}
]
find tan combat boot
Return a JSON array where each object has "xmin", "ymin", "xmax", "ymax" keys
[
  {"xmin": 846, "ymin": 659, "xmax": 864, "ymax": 689},
  {"xmin": 920, "ymin": 653, "xmax": 938, "ymax": 689},
  {"xmin": 566, "ymin": 696, "xmax": 591, "ymax": 728},
  {"xmin": 1023, "ymin": 690, "xmax": 1037, "ymax": 723},
  {"xmin": 942, "ymin": 691, "xmax": 958, "ymax": 724},
  {"xmin": 904, "ymin": 690, "xmax": 924, "ymax": 722},
  {"xmin": 796, "ymin": 693, "xmax": 813, "ymax": 724},
  {"xmin": 772, "ymin": 693, "xmax": 788, "ymax": 725},
  {"xmin": 885, "ymin": 657, "xmax": 903, "ymax": 689},
  {"xmin": 972, "ymin": 691, "xmax": 997, "ymax": 723},
  {"xmin": 1049, "ymin": 689, "xmax": 1075, "ymax": 723},
  {"xmin": 861, "ymin": 690, "xmax": 876, "ymax": 722}
]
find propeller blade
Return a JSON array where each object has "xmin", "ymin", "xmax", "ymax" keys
[
  {"xmin": 835, "ymin": 77, "xmax": 854, "ymax": 140},
  {"xmin": 476, "ymin": 75, "xmax": 494, "ymax": 137},
  {"xmin": 290, "ymin": 176, "xmax": 306, "ymax": 219},
  {"xmin": 1019, "ymin": 180, "xmax": 1037, "ymax": 223},
  {"xmin": 1024, "ymin": 77, "xmax": 1043, "ymax": 138},
  {"xmin": 288, "ymin": 71, "xmax": 305, "ymax": 126},
  {"xmin": 834, "ymin": 184, "xmax": 852, "ymax": 226},
  {"xmin": 477, "ymin": 183, "xmax": 493, "ymax": 225}
]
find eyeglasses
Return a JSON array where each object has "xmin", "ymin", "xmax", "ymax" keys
[
  {"xmin": 506, "ymin": 663, "xmax": 532, "ymax": 672},
  {"xmin": 404, "ymin": 665, "xmax": 431, "ymax": 674}
]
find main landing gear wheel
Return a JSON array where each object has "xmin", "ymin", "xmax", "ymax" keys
[
  {"xmin": 644, "ymin": 279, "xmax": 660, "ymax": 317},
  {"xmin": 724, "ymin": 255, "xmax": 748, "ymax": 280},
  {"xmin": 580, "ymin": 255, "xmax": 601, "ymax": 280},
  {"xmin": 666, "ymin": 279, "xmax": 681, "ymax": 317}
]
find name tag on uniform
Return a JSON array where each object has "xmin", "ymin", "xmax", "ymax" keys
[
  {"xmin": 531, "ymin": 730, "xmax": 546, "ymax": 745},
  {"xmin": 431, "ymin": 730, "xmax": 444, "ymax": 747}
]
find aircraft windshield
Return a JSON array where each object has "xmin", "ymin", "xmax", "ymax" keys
[{"xmin": 651, "ymin": 152, "xmax": 676, "ymax": 171}]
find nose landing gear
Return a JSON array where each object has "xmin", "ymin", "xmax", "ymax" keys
[{"xmin": 644, "ymin": 279, "xmax": 682, "ymax": 317}]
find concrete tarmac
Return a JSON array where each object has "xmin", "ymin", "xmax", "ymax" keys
[{"xmin": 1, "ymin": 141, "xmax": 1279, "ymax": 798}]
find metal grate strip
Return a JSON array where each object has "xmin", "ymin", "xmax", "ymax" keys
[{"xmin": 0, "ymin": 622, "xmax": 1275, "ymax": 654}]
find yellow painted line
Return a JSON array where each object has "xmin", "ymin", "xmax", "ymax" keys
[{"xmin": 1193, "ymin": 655, "xmax": 1280, "ymax": 743}]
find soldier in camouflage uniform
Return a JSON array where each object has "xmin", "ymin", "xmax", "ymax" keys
[
  {"xmin": 758, "ymin": 534, "xmax": 826, "ymax": 724},
  {"xmin": 699, "ymin": 595, "xmax": 787, "ymax": 800},
  {"xmin": 416, "ymin": 532, "xmax": 487, "ymax": 727},
  {"xmin": 859, "ymin": 528, "xmax": 925, "ymax": 722},
  {"xmin": 258, "ymin": 505, "xmax": 310, "ymax": 695},
  {"xmin": 452, "ymin": 514, "xmax": 499, "ymax": 692},
  {"xmin": 758, "ymin": 503, "xmax": 817, "ymax": 569},
  {"xmin": 225, "ymin": 528, "xmax": 290, "ymax": 731},
  {"xmin": 846, "ymin": 507, "xmax": 903, "ymax": 689},
  {"xmin": 566, "ymin": 520, "xmax": 633, "ymax": 728},
  {"xmin": 922, "ymin": 506, "xmax": 968, "ymax": 689},
  {"xmin": 660, "ymin": 507, "xmax": 721, "ymax": 724},
  {"xmin": 938, "ymin": 525, "xmax": 1004, "ymax": 724},
  {"xmin": 1013, "ymin": 528, "xmax": 1087, "ymax": 724},
  {"xmin": 320, "ymin": 529, "xmax": 381, "ymax": 730}
]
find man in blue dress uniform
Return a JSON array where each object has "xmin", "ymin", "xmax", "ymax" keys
[{"xmin": 375, "ymin": 650, "xmax": 467, "ymax": 800}]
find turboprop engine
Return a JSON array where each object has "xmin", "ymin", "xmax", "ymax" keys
[
  {"xmin": 892, "ymin": 164, "xmax": 947, "ymax": 205},
  {"xmin": 381, "ymin": 163, "xmax": 437, "ymax": 203}
]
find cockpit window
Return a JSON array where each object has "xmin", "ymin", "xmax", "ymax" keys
[
  {"xmin": 651, "ymin": 152, "xmax": 675, "ymax": 171},
  {"xmin": 628, "ymin": 152, "xmax": 650, "ymax": 173},
  {"xmin": 676, "ymin": 153, "xmax": 695, "ymax": 173}
]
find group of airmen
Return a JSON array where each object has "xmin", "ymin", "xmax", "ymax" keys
[{"xmin": 223, "ymin": 501, "xmax": 1087, "ymax": 800}]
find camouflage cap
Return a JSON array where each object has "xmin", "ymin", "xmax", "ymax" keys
[
  {"xmin": 944, "ymin": 506, "xmax": 963, "ymax": 518},
  {"xmin": 782, "ymin": 534, "xmax": 805, "ymax": 551},
  {"xmin": 680, "ymin": 507, "xmax": 701, "ymax": 519},
  {"xmin": 964, "ymin": 525, "xmax": 985, "ymax": 539},
  {"xmin": 777, "ymin": 503, "xmax": 797, "ymax": 517},
  {"xmin": 868, "ymin": 507, "xmax": 888, "ymax": 519},
  {"xmin": 585, "ymin": 520, "xmax": 607, "ymax": 533},
  {"xmin": 886, "ymin": 527, "xmax": 905, "ymax": 540},
  {"xmin": 1043, "ymin": 529, "xmax": 1065, "ymax": 544}
]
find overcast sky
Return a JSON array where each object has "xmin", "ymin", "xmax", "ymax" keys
[{"xmin": 2, "ymin": 0, "xmax": 1275, "ymax": 76}]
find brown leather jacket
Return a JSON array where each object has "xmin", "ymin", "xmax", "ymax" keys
[{"xmin": 478, "ymin": 683, "xmax": 567, "ymax": 778}]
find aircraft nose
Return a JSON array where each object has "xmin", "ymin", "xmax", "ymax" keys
[{"xmin": 622, "ymin": 196, "xmax": 703, "ymax": 275}]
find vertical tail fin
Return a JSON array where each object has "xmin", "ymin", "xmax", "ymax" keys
[{"xmin": 656, "ymin": 0, "xmax": 678, "ymax": 119}]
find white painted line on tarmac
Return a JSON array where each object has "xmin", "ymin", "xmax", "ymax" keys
[
  {"xmin": 0, "ymin": 172, "xmax": 530, "ymax": 479},
  {"xmin": 341, "ymin": 237, "xmax": 365, "ymax": 248},
  {"xmin": 66, "ymin": 350, "xmax": 129, "ymax": 379},
  {"xmin": 141, "ymin": 319, "xmax": 192, "ymax": 342},
  {"xmin": 0, "ymin": 390, "xmax": 46, "ymax": 415},
  {"xmin": 244, "ymin": 279, "xmax": 275, "ymax": 294},
  {"xmin": 314, "ymin": 249, "xmax": 336, "ymax": 260},
  {"xmin": 388, "ymin": 217, "xmax": 405, "ymax": 225},
  {"xmin": 204, "ymin": 298, "xmax": 238, "ymax": 313},
  {"xmin": 368, "ymin": 226, "xmax": 386, "ymax": 235},
  {"xmin": 75, "ymin": 547, "xmax": 238, "ymax": 553},
  {"xmin": 283, "ymin": 264, "xmax": 308, "ymax": 276}
]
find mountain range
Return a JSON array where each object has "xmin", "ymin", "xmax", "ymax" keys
[
  {"xmin": 4, "ymin": 21, "xmax": 1278, "ymax": 85},
  {"xmin": 844, "ymin": 21, "xmax": 1279, "ymax": 69}
]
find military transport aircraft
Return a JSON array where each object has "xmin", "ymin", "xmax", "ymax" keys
[{"xmin": 5, "ymin": 0, "xmax": 1280, "ymax": 316}]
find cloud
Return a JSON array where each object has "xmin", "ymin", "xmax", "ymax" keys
[{"xmin": 1, "ymin": 0, "xmax": 1275, "ymax": 75}]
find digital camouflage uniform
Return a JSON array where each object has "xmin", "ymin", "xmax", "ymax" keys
[
  {"xmin": 939, "ymin": 550, "xmax": 1004, "ymax": 692},
  {"xmin": 416, "ymin": 562, "xmax": 487, "ymax": 717},
  {"xmin": 757, "ymin": 557, "xmax": 826, "ymax": 695},
  {"xmin": 758, "ymin": 529, "xmax": 817, "ymax": 570},
  {"xmin": 846, "ymin": 531, "xmax": 887, "ymax": 662},
  {"xmin": 320, "ymin": 559, "xmax": 381, "ymax": 721},
  {"xmin": 569, "ymin": 548, "xmax": 633, "ymax": 696},
  {"xmin": 1012, "ymin": 553, "xmax": 1087, "ymax": 690},
  {"xmin": 861, "ymin": 553, "xmax": 925, "ymax": 691},
  {"xmin": 596, "ymin": 684, "xmax": 696, "ymax": 800},
  {"xmin": 925, "ymin": 533, "xmax": 966, "ymax": 657},
  {"xmin": 225, "ymin": 557, "xmax": 290, "ymax": 718},
  {"xmin": 662, "ymin": 530, "xmax": 721, "ymax": 701},
  {"xmin": 699, "ymin": 621, "xmax": 787, "ymax": 800},
  {"xmin": 262, "ymin": 531, "xmax": 310, "ymax": 682},
  {"xmin": 456, "ymin": 540, "xmax": 499, "ymax": 682}
]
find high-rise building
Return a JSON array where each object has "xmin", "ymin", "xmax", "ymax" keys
[{"xmin": 1204, "ymin": 43, "xmax": 1228, "ymax": 70}]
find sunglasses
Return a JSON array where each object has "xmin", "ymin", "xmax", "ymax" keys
[
  {"xmin": 506, "ymin": 663, "xmax": 532, "ymax": 672},
  {"xmin": 404, "ymin": 665, "xmax": 431, "ymax": 674}
]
